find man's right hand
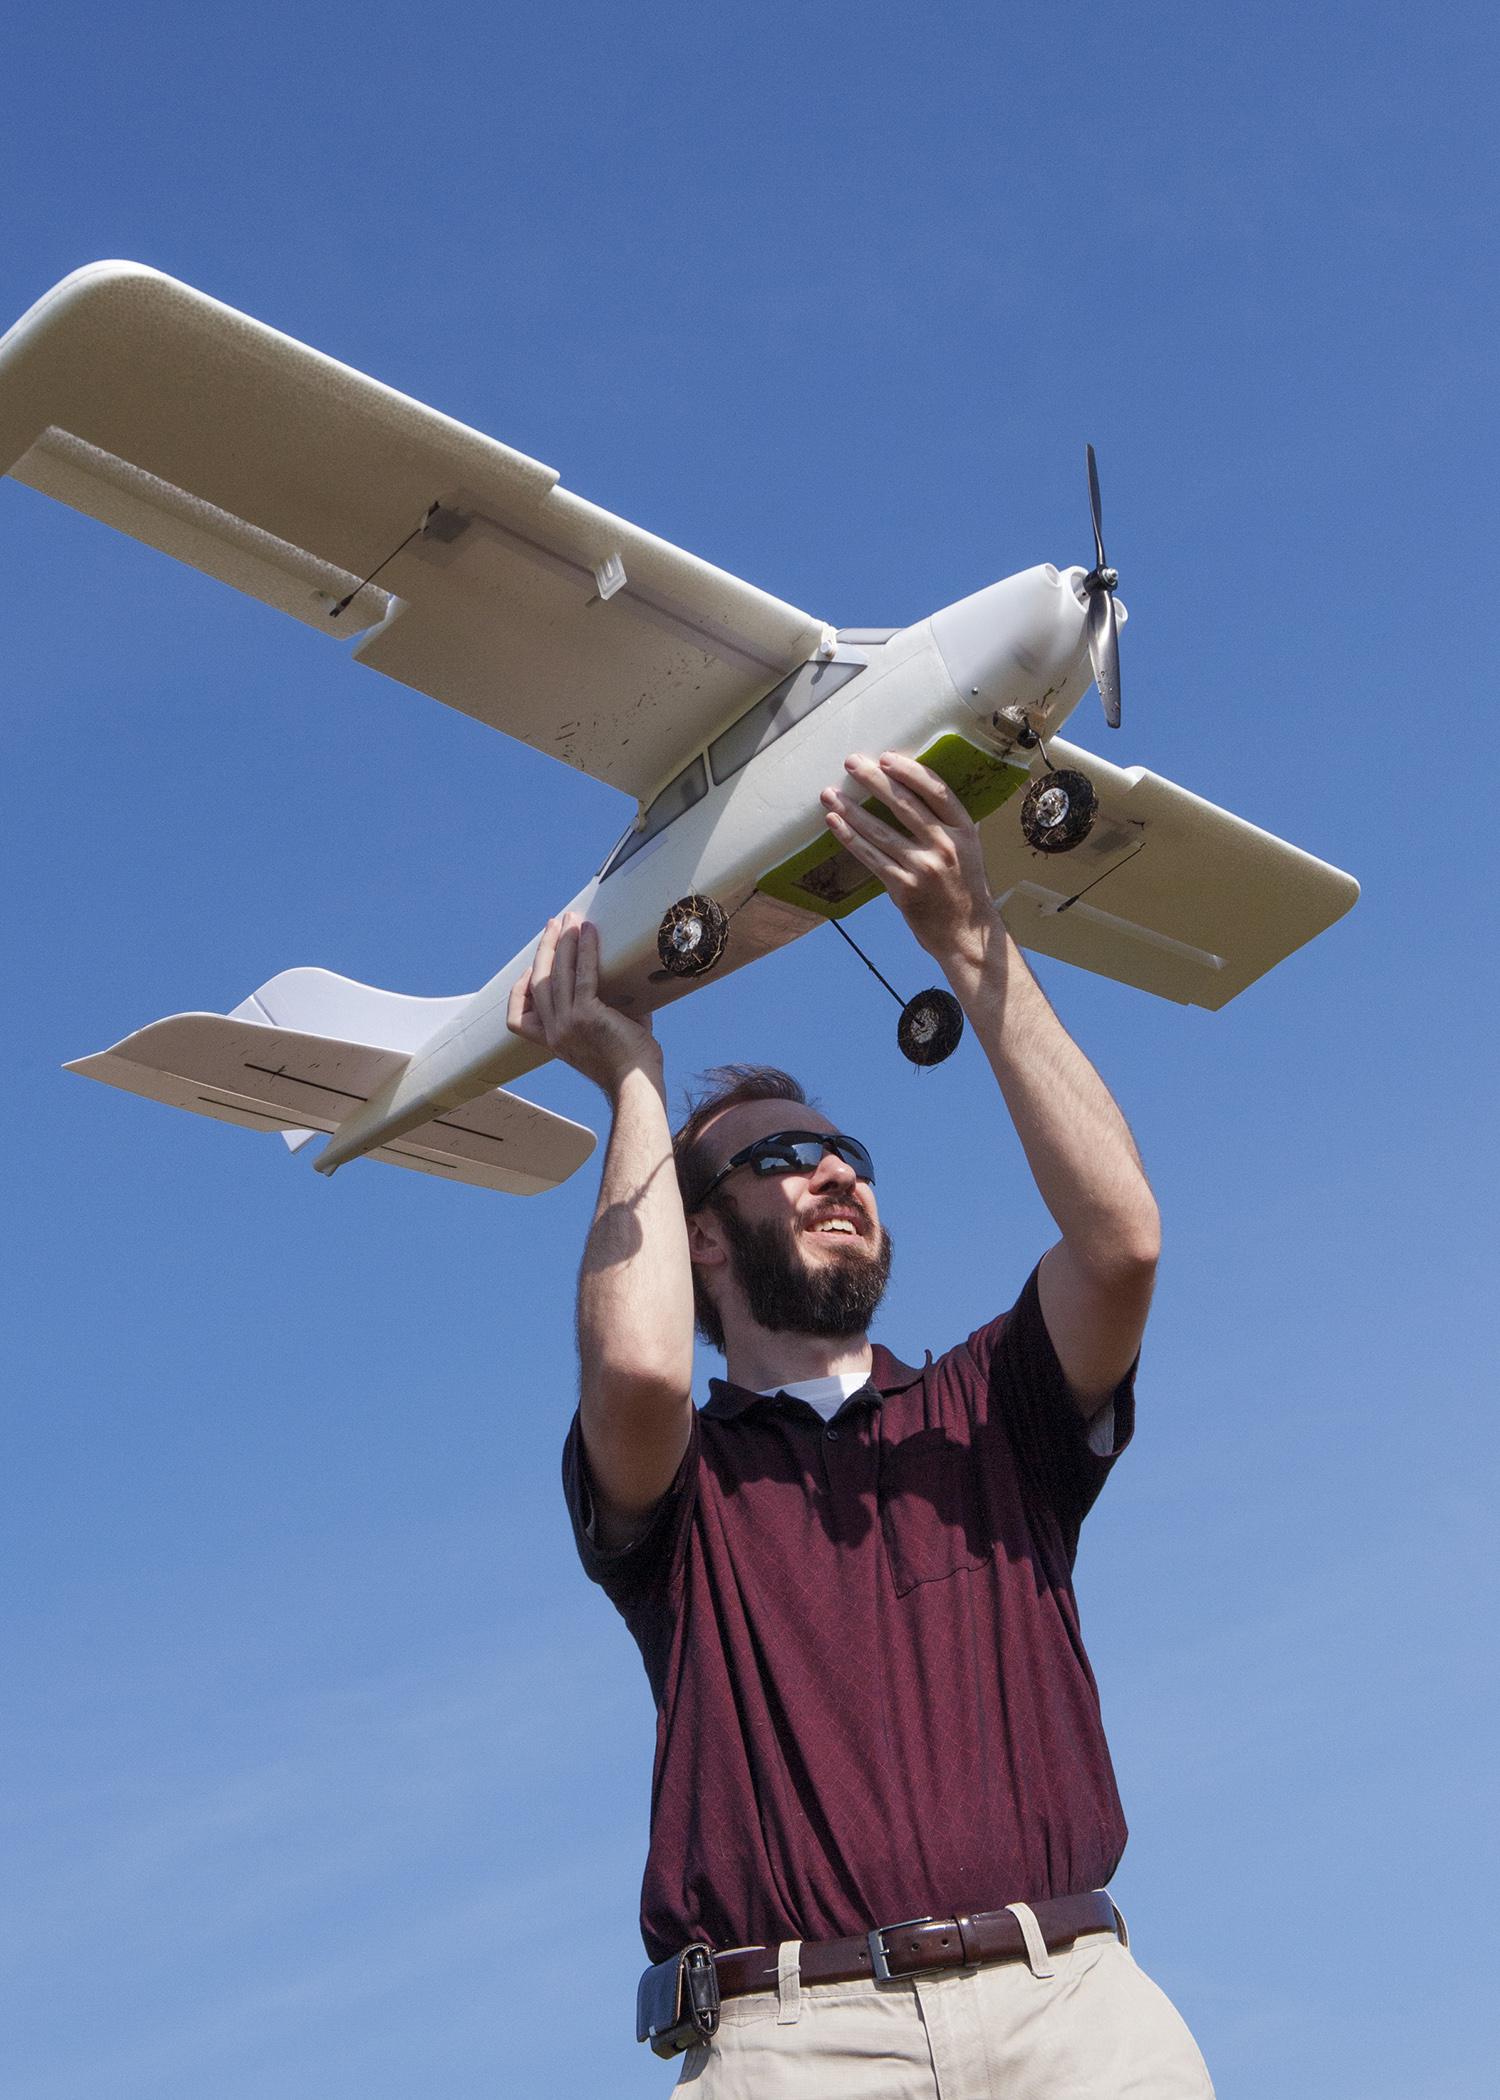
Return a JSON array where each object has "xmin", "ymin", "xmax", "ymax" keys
[{"xmin": 506, "ymin": 912, "xmax": 659, "ymax": 1097}]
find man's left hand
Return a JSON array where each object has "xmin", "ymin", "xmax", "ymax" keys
[{"xmin": 821, "ymin": 751, "xmax": 996, "ymax": 964}]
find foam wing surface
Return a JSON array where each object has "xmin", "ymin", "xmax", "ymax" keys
[
  {"xmin": 0, "ymin": 262, "xmax": 828, "ymax": 798},
  {"xmin": 980, "ymin": 737, "xmax": 1359, "ymax": 1010},
  {"xmin": 67, "ymin": 1008, "xmax": 595, "ymax": 1196}
]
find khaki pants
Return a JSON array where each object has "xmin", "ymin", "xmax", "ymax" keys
[{"xmin": 671, "ymin": 1909, "xmax": 1214, "ymax": 2099}]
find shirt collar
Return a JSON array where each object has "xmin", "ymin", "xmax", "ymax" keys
[{"xmin": 703, "ymin": 1342, "xmax": 928, "ymax": 1419}]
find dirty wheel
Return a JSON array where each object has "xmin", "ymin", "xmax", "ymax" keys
[
  {"xmin": 656, "ymin": 894, "xmax": 730, "ymax": 977},
  {"xmin": 1020, "ymin": 768, "xmax": 1097, "ymax": 853},
  {"xmin": 897, "ymin": 988, "xmax": 965, "ymax": 1066}
]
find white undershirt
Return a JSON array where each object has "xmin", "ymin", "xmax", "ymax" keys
[{"xmin": 757, "ymin": 1372, "xmax": 873, "ymax": 1422}]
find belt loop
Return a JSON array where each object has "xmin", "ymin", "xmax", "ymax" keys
[
  {"xmin": 1003, "ymin": 1901, "xmax": 1055, "ymax": 1980},
  {"xmin": 776, "ymin": 1939, "xmax": 803, "ymax": 2024},
  {"xmin": 1109, "ymin": 1899, "xmax": 1131, "ymax": 1952}
]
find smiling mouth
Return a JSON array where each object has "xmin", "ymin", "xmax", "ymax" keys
[{"xmin": 804, "ymin": 1211, "xmax": 866, "ymax": 1239}]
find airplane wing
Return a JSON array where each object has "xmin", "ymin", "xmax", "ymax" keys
[
  {"xmin": 977, "ymin": 735, "xmax": 1359, "ymax": 1009},
  {"xmin": 0, "ymin": 262, "xmax": 831, "ymax": 800}
]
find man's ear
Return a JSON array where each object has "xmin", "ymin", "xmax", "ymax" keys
[{"xmin": 687, "ymin": 1210, "xmax": 729, "ymax": 1270}]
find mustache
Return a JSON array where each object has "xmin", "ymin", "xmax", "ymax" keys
[{"xmin": 802, "ymin": 1198, "xmax": 871, "ymax": 1230}]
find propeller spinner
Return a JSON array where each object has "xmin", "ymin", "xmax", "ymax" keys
[{"xmin": 1082, "ymin": 443, "xmax": 1122, "ymax": 729}]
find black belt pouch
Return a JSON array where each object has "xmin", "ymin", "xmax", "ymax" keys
[{"xmin": 636, "ymin": 1943, "xmax": 721, "ymax": 2057}]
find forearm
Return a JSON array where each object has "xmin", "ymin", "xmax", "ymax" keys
[
  {"xmin": 506, "ymin": 913, "xmax": 694, "ymax": 1536},
  {"xmin": 940, "ymin": 910, "xmax": 1160, "ymax": 1275},
  {"xmin": 577, "ymin": 1054, "xmax": 695, "ymax": 1402}
]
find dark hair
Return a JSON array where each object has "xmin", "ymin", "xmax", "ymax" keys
[{"xmin": 672, "ymin": 1065, "xmax": 811, "ymax": 1351}]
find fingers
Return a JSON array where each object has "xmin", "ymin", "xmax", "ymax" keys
[
  {"xmin": 527, "ymin": 914, "xmax": 564, "ymax": 1035},
  {"xmin": 573, "ymin": 917, "xmax": 600, "ymax": 1003},
  {"xmin": 860, "ymin": 758, "xmax": 958, "ymax": 841},
  {"xmin": 839, "ymin": 750, "xmax": 968, "ymax": 840},
  {"xmin": 508, "ymin": 913, "xmax": 602, "ymax": 1046},
  {"xmin": 821, "ymin": 758, "xmax": 942, "ymax": 878},
  {"xmin": 873, "ymin": 750, "xmax": 968, "ymax": 826},
  {"xmin": 505, "ymin": 968, "xmax": 542, "ymax": 1041},
  {"xmin": 821, "ymin": 790, "xmax": 910, "ymax": 885},
  {"xmin": 526, "ymin": 913, "xmax": 580, "ymax": 1034},
  {"xmin": 552, "ymin": 916, "xmax": 582, "ymax": 1025}
]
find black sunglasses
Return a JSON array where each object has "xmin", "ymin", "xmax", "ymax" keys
[{"xmin": 692, "ymin": 1129, "xmax": 876, "ymax": 1211}]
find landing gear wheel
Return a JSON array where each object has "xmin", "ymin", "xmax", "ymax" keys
[
  {"xmin": 898, "ymin": 988, "xmax": 965, "ymax": 1066},
  {"xmin": 656, "ymin": 893, "xmax": 730, "ymax": 977},
  {"xmin": 1020, "ymin": 768, "xmax": 1098, "ymax": 853}
]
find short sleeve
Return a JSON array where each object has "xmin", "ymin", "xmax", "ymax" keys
[
  {"xmin": 964, "ymin": 1263, "xmax": 1135, "ymax": 1538},
  {"xmin": 561, "ymin": 1406, "xmax": 700, "ymax": 1612}
]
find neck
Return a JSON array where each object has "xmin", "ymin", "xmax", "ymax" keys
[{"xmin": 721, "ymin": 1323, "xmax": 874, "ymax": 1393}]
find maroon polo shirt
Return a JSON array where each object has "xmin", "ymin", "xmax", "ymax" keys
[{"xmin": 562, "ymin": 1263, "xmax": 1134, "ymax": 1961}]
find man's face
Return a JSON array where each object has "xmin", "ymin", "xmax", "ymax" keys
[{"xmin": 690, "ymin": 1101, "xmax": 892, "ymax": 1340}]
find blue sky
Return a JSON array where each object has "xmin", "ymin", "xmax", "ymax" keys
[{"xmin": 2, "ymin": 4, "xmax": 1496, "ymax": 2094}]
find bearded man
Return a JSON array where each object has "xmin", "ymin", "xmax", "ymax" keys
[{"xmin": 508, "ymin": 749, "xmax": 1214, "ymax": 2097}]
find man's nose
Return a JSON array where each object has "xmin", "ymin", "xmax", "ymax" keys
[{"xmin": 808, "ymin": 1147, "xmax": 856, "ymax": 1192}]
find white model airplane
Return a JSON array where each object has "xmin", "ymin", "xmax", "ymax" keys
[{"xmin": 1, "ymin": 263, "xmax": 1358, "ymax": 1197}]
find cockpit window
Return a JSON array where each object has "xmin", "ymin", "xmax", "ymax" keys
[
  {"xmin": 599, "ymin": 755, "xmax": 709, "ymax": 879},
  {"xmin": 708, "ymin": 659, "xmax": 863, "ymax": 785}
]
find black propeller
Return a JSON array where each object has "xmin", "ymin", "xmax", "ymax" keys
[{"xmin": 1082, "ymin": 443, "xmax": 1121, "ymax": 729}]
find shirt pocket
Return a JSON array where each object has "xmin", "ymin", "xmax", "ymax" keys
[{"xmin": 878, "ymin": 1425, "xmax": 988, "ymax": 1596}]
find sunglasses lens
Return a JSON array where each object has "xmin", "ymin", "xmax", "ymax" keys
[
  {"xmin": 832, "ymin": 1138, "xmax": 875, "ymax": 1181},
  {"xmin": 749, "ymin": 1139, "xmax": 823, "ymax": 1175}
]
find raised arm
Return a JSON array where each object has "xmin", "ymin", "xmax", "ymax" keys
[
  {"xmin": 821, "ymin": 753, "xmax": 1161, "ymax": 1411},
  {"xmin": 507, "ymin": 914, "xmax": 695, "ymax": 1547}
]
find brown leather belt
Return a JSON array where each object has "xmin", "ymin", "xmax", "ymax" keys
[{"xmin": 713, "ymin": 1890, "xmax": 1118, "ymax": 2000}]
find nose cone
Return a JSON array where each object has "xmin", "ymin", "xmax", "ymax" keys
[{"xmin": 930, "ymin": 563, "xmax": 1096, "ymax": 716}]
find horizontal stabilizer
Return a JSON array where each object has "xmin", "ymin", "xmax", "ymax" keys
[
  {"xmin": 66, "ymin": 993, "xmax": 595, "ymax": 1196},
  {"xmin": 978, "ymin": 738, "xmax": 1359, "ymax": 1010}
]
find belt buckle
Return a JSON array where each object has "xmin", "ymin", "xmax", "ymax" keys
[{"xmin": 868, "ymin": 1915, "xmax": 937, "ymax": 1984}]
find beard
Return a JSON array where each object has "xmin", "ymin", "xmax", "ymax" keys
[{"xmin": 713, "ymin": 1195, "xmax": 894, "ymax": 1341}]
